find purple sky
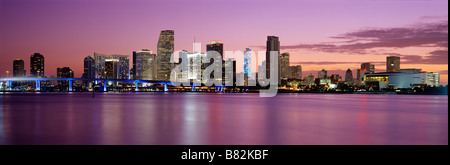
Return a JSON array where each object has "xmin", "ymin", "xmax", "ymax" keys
[{"xmin": 0, "ymin": 0, "xmax": 448, "ymax": 84}]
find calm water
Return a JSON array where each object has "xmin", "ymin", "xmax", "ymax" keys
[{"xmin": 0, "ymin": 93, "xmax": 447, "ymax": 145}]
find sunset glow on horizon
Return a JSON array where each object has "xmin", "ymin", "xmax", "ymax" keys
[{"xmin": 0, "ymin": 0, "xmax": 447, "ymax": 84}]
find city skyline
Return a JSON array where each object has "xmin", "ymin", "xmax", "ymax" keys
[{"xmin": 0, "ymin": 0, "xmax": 447, "ymax": 84}]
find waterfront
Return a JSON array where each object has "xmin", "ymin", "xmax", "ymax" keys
[{"xmin": 0, "ymin": 93, "xmax": 447, "ymax": 145}]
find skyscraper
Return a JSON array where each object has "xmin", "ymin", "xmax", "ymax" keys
[
  {"xmin": 318, "ymin": 69, "xmax": 327, "ymax": 79},
  {"xmin": 156, "ymin": 30, "xmax": 175, "ymax": 81},
  {"xmin": 94, "ymin": 53, "xmax": 130, "ymax": 79},
  {"xmin": 426, "ymin": 72, "xmax": 440, "ymax": 87},
  {"xmin": 361, "ymin": 63, "xmax": 375, "ymax": 74},
  {"xmin": 83, "ymin": 56, "xmax": 95, "ymax": 79},
  {"xmin": 386, "ymin": 56, "xmax": 400, "ymax": 72},
  {"xmin": 345, "ymin": 68, "xmax": 353, "ymax": 82},
  {"xmin": 280, "ymin": 52, "xmax": 290, "ymax": 80},
  {"xmin": 243, "ymin": 48, "xmax": 252, "ymax": 78},
  {"xmin": 13, "ymin": 59, "xmax": 25, "ymax": 77},
  {"xmin": 206, "ymin": 40, "xmax": 224, "ymax": 81},
  {"xmin": 133, "ymin": 49, "xmax": 157, "ymax": 80},
  {"xmin": 30, "ymin": 53, "xmax": 45, "ymax": 78},
  {"xmin": 266, "ymin": 36, "xmax": 280, "ymax": 80}
]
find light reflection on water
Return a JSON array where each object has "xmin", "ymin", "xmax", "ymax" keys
[{"xmin": 0, "ymin": 93, "xmax": 447, "ymax": 145}]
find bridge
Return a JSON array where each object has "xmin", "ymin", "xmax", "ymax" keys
[
  {"xmin": 0, "ymin": 78, "xmax": 229, "ymax": 92},
  {"xmin": 0, "ymin": 77, "xmax": 172, "ymax": 92}
]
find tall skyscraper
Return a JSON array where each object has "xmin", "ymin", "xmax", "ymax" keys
[
  {"xmin": 386, "ymin": 56, "xmax": 400, "ymax": 72},
  {"xmin": 156, "ymin": 30, "xmax": 175, "ymax": 81},
  {"xmin": 206, "ymin": 40, "xmax": 224, "ymax": 81},
  {"xmin": 426, "ymin": 72, "xmax": 440, "ymax": 87},
  {"xmin": 361, "ymin": 63, "xmax": 375, "ymax": 74},
  {"xmin": 133, "ymin": 49, "xmax": 157, "ymax": 80},
  {"xmin": 318, "ymin": 69, "xmax": 327, "ymax": 79},
  {"xmin": 345, "ymin": 68, "xmax": 353, "ymax": 82},
  {"xmin": 280, "ymin": 52, "xmax": 290, "ymax": 80},
  {"xmin": 13, "ymin": 59, "xmax": 25, "ymax": 77},
  {"xmin": 266, "ymin": 36, "xmax": 280, "ymax": 81},
  {"xmin": 83, "ymin": 56, "xmax": 95, "ymax": 79},
  {"xmin": 243, "ymin": 48, "xmax": 252, "ymax": 78},
  {"xmin": 94, "ymin": 53, "xmax": 130, "ymax": 79},
  {"xmin": 30, "ymin": 53, "xmax": 45, "ymax": 78}
]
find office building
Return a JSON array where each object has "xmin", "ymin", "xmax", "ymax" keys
[
  {"xmin": 156, "ymin": 30, "xmax": 175, "ymax": 81},
  {"xmin": 345, "ymin": 68, "xmax": 353, "ymax": 82},
  {"xmin": 13, "ymin": 59, "xmax": 26, "ymax": 77},
  {"xmin": 280, "ymin": 52, "xmax": 290, "ymax": 80},
  {"xmin": 386, "ymin": 56, "xmax": 400, "ymax": 72},
  {"xmin": 243, "ymin": 48, "xmax": 252, "ymax": 79},
  {"xmin": 266, "ymin": 36, "xmax": 280, "ymax": 81},
  {"xmin": 133, "ymin": 49, "xmax": 157, "ymax": 80},
  {"xmin": 361, "ymin": 63, "xmax": 375, "ymax": 74},
  {"xmin": 94, "ymin": 53, "xmax": 130, "ymax": 79},
  {"xmin": 318, "ymin": 69, "xmax": 327, "ymax": 79},
  {"xmin": 30, "ymin": 53, "xmax": 45, "ymax": 77},
  {"xmin": 83, "ymin": 56, "xmax": 95, "ymax": 79},
  {"xmin": 426, "ymin": 72, "xmax": 440, "ymax": 87}
]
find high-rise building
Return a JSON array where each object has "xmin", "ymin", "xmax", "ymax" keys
[
  {"xmin": 94, "ymin": 53, "xmax": 130, "ymax": 79},
  {"xmin": 57, "ymin": 67, "xmax": 74, "ymax": 78},
  {"xmin": 133, "ymin": 49, "xmax": 157, "ymax": 80},
  {"xmin": 345, "ymin": 68, "xmax": 353, "ymax": 82},
  {"xmin": 243, "ymin": 48, "xmax": 252, "ymax": 78},
  {"xmin": 386, "ymin": 56, "xmax": 400, "ymax": 72},
  {"xmin": 266, "ymin": 36, "xmax": 280, "ymax": 81},
  {"xmin": 224, "ymin": 58, "xmax": 236, "ymax": 86},
  {"xmin": 156, "ymin": 30, "xmax": 175, "ymax": 81},
  {"xmin": 289, "ymin": 65, "xmax": 302, "ymax": 80},
  {"xmin": 361, "ymin": 63, "xmax": 375, "ymax": 74},
  {"xmin": 206, "ymin": 40, "xmax": 224, "ymax": 59},
  {"xmin": 280, "ymin": 52, "xmax": 290, "ymax": 80},
  {"xmin": 13, "ymin": 59, "xmax": 26, "ymax": 77},
  {"xmin": 426, "ymin": 72, "xmax": 440, "ymax": 87},
  {"xmin": 57, "ymin": 67, "xmax": 74, "ymax": 90},
  {"xmin": 83, "ymin": 56, "xmax": 95, "ymax": 79},
  {"xmin": 206, "ymin": 40, "xmax": 224, "ymax": 81},
  {"xmin": 318, "ymin": 69, "xmax": 327, "ymax": 79},
  {"xmin": 30, "ymin": 53, "xmax": 45, "ymax": 78}
]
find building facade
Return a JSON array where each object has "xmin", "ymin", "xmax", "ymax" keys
[
  {"xmin": 30, "ymin": 53, "xmax": 45, "ymax": 78},
  {"xmin": 426, "ymin": 72, "xmax": 440, "ymax": 87},
  {"xmin": 94, "ymin": 53, "xmax": 130, "ymax": 79},
  {"xmin": 13, "ymin": 59, "xmax": 26, "ymax": 77},
  {"xmin": 266, "ymin": 36, "xmax": 280, "ymax": 81},
  {"xmin": 133, "ymin": 49, "xmax": 157, "ymax": 80},
  {"xmin": 386, "ymin": 56, "xmax": 400, "ymax": 72},
  {"xmin": 83, "ymin": 56, "xmax": 95, "ymax": 79},
  {"xmin": 156, "ymin": 30, "xmax": 175, "ymax": 81}
]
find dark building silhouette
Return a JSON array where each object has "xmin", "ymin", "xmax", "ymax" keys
[
  {"xmin": 30, "ymin": 53, "xmax": 44, "ymax": 77},
  {"xmin": 83, "ymin": 56, "xmax": 95, "ymax": 79},
  {"xmin": 13, "ymin": 59, "xmax": 26, "ymax": 77},
  {"xmin": 57, "ymin": 67, "xmax": 74, "ymax": 91},
  {"xmin": 386, "ymin": 56, "xmax": 400, "ymax": 72},
  {"xmin": 266, "ymin": 36, "xmax": 280, "ymax": 81},
  {"xmin": 345, "ymin": 68, "xmax": 353, "ymax": 82}
]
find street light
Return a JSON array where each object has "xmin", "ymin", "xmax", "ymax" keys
[{"xmin": 6, "ymin": 71, "xmax": 10, "ymax": 78}]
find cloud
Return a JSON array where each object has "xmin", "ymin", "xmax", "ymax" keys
[
  {"xmin": 291, "ymin": 61, "xmax": 385, "ymax": 65},
  {"xmin": 385, "ymin": 49, "xmax": 448, "ymax": 65},
  {"xmin": 419, "ymin": 15, "xmax": 448, "ymax": 21},
  {"xmin": 277, "ymin": 21, "xmax": 448, "ymax": 57},
  {"xmin": 439, "ymin": 70, "xmax": 448, "ymax": 75}
]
